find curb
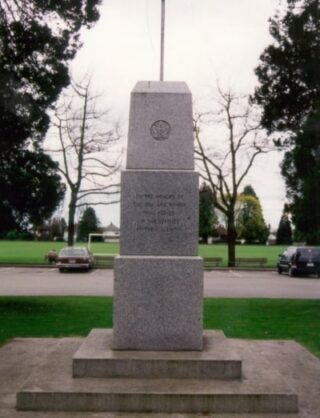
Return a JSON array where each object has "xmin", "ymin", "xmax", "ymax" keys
[{"xmin": 0, "ymin": 264, "xmax": 276, "ymax": 272}]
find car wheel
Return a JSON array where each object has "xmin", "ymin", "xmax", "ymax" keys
[
  {"xmin": 59, "ymin": 268, "xmax": 64, "ymax": 273},
  {"xmin": 289, "ymin": 267, "xmax": 296, "ymax": 277}
]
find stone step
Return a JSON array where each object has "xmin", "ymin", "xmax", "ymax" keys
[
  {"xmin": 72, "ymin": 329, "xmax": 242, "ymax": 379},
  {"xmin": 16, "ymin": 334, "xmax": 298, "ymax": 414},
  {"xmin": 5, "ymin": 413, "xmax": 302, "ymax": 418},
  {"xmin": 17, "ymin": 389, "xmax": 298, "ymax": 414}
]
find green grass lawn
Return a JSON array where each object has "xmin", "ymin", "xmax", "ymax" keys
[
  {"xmin": 0, "ymin": 240, "xmax": 287, "ymax": 267},
  {"xmin": 0, "ymin": 241, "xmax": 119, "ymax": 265},
  {"xmin": 198, "ymin": 244, "xmax": 287, "ymax": 267},
  {"xmin": 0, "ymin": 296, "xmax": 319, "ymax": 357}
]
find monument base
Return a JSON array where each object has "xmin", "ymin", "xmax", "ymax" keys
[
  {"xmin": 113, "ymin": 256, "xmax": 203, "ymax": 350},
  {"xmin": 16, "ymin": 330, "xmax": 298, "ymax": 414},
  {"xmin": 73, "ymin": 329, "xmax": 241, "ymax": 379}
]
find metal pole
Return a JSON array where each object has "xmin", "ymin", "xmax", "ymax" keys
[{"xmin": 160, "ymin": 0, "xmax": 165, "ymax": 81}]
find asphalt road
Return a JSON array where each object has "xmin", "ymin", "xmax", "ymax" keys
[{"xmin": 0, "ymin": 267, "xmax": 319, "ymax": 298}]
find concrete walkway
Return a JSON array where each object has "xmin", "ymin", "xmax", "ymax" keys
[{"xmin": 0, "ymin": 267, "xmax": 320, "ymax": 298}]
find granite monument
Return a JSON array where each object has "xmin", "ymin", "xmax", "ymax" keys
[{"xmin": 113, "ymin": 80, "xmax": 203, "ymax": 350}]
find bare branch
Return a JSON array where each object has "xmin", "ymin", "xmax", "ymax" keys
[
  {"xmin": 76, "ymin": 199, "xmax": 120, "ymax": 208},
  {"xmin": 194, "ymin": 84, "xmax": 273, "ymax": 266},
  {"xmin": 46, "ymin": 75, "xmax": 122, "ymax": 245}
]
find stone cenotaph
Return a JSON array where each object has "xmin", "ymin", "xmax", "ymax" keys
[
  {"xmin": 16, "ymin": 80, "xmax": 298, "ymax": 416},
  {"xmin": 113, "ymin": 80, "xmax": 203, "ymax": 351}
]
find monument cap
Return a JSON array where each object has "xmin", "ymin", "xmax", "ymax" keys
[
  {"xmin": 132, "ymin": 81, "xmax": 191, "ymax": 94},
  {"xmin": 126, "ymin": 80, "xmax": 194, "ymax": 170}
]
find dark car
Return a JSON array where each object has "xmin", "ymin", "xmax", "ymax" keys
[
  {"xmin": 277, "ymin": 246, "xmax": 297, "ymax": 274},
  {"xmin": 277, "ymin": 246, "xmax": 320, "ymax": 277},
  {"xmin": 57, "ymin": 247, "xmax": 94, "ymax": 272}
]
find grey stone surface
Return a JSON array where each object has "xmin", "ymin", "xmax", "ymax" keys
[
  {"xmin": 13, "ymin": 334, "xmax": 305, "ymax": 414},
  {"xmin": 126, "ymin": 81, "xmax": 194, "ymax": 170},
  {"xmin": 73, "ymin": 329, "xmax": 242, "ymax": 379},
  {"xmin": 17, "ymin": 391, "xmax": 298, "ymax": 414},
  {"xmin": 114, "ymin": 80, "xmax": 203, "ymax": 351},
  {"xmin": 119, "ymin": 170, "xmax": 199, "ymax": 256},
  {"xmin": 113, "ymin": 256, "xmax": 203, "ymax": 350}
]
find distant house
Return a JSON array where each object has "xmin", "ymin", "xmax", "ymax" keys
[
  {"xmin": 101, "ymin": 222, "xmax": 120, "ymax": 242},
  {"xmin": 267, "ymin": 233, "xmax": 277, "ymax": 246},
  {"xmin": 209, "ymin": 224, "xmax": 228, "ymax": 243}
]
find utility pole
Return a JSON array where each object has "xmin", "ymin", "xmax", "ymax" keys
[{"xmin": 160, "ymin": 0, "xmax": 165, "ymax": 81}]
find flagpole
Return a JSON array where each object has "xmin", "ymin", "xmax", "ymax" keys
[{"xmin": 160, "ymin": 0, "xmax": 165, "ymax": 81}]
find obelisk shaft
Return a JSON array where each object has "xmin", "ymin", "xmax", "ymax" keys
[{"xmin": 113, "ymin": 81, "xmax": 203, "ymax": 351}]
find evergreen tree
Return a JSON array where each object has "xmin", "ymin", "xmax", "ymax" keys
[
  {"xmin": 0, "ymin": 150, "xmax": 65, "ymax": 232},
  {"xmin": 276, "ymin": 205, "xmax": 293, "ymax": 245},
  {"xmin": 0, "ymin": 0, "xmax": 101, "ymax": 151},
  {"xmin": 253, "ymin": 0, "xmax": 320, "ymax": 244},
  {"xmin": 49, "ymin": 217, "xmax": 67, "ymax": 240},
  {"xmin": 77, "ymin": 207, "xmax": 100, "ymax": 242},
  {"xmin": 253, "ymin": 0, "xmax": 320, "ymax": 139},
  {"xmin": 0, "ymin": 0, "xmax": 101, "ymax": 233},
  {"xmin": 242, "ymin": 185, "xmax": 257, "ymax": 198},
  {"xmin": 281, "ymin": 111, "xmax": 320, "ymax": 244}
]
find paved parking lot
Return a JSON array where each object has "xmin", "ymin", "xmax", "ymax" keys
[{"xmin": 0, "ymin": 267, "xmax": 319, "ymax": 298}]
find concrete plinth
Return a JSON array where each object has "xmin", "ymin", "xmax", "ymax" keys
[
  {"xmin": 9, "ymin": 334, "xmax": 320, "ymax": 417},
  {"xmin": 113, "ymin": 256, "xmax": 203, "ymax": 350},
  {"xmin": 73, "ymin": 329, "xmax": 241, "ymax": 379},
  {"xmin": 16, "ymin": 331, "xmax": 299, "ymax": 414}
]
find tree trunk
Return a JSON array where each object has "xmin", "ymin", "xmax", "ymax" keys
[
  {"xmin": 67, "ymin": 198, "xmax": 77, "ymax": 246},
  {"xmin": 227, "ymin": 217, "xmax": 237, "ymax": 267}
]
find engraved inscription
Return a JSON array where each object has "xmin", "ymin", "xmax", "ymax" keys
[
  {"xmin": 133, "ymin": 193, "xmax": 187, "ymax": 233},
  {"xmin": 150, "ymin": 120, "xmax": 171, "ymax": 141}
]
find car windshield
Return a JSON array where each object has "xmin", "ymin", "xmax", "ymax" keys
[{"xmin": 59, "ymin": 248, "xmax": 87, "ymax": 257}]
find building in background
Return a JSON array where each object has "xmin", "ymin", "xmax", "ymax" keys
[{"xmin": 101, "ymin": 222, "xmax": 120, "ymax": 242}]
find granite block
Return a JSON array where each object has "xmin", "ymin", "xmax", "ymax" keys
[
  {"xmin": 126, "ymin": 81, "xmax": 194, "ymax": 170},
  {"xmin": 120, "ymin": 170, "xmax": 199, "ymax": 256},
  {"xmin": 113, "ymin": 256, "xmax": 203, "ymax": 350},
  {"xmin": 73, "ymin": 329, "xmax": 242, "ymax": 379}
]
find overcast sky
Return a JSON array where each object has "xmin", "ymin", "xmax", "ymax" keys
[{"xmin": 69, "ymin": 0, "xmax": 286, "ymax": 230}]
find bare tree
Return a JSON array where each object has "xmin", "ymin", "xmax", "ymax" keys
[
  {"xmin": 47, "ymin": 78, "xmax": 122, "ymax": 245},
  {"xmin": 194, "ymin": 86, "xmax": 270, "ymax": 266}
]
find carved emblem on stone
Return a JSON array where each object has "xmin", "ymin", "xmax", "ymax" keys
[{"xmin": 150, "ymin": 120, "xmax": 171, "ymax": 141}]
